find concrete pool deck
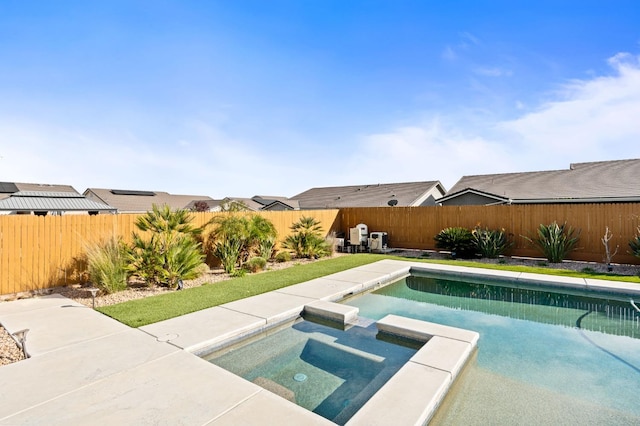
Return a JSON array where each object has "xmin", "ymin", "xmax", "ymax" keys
[{"xmin": 1, "ymin": 259, "xmax": 639, "ymax": 425}]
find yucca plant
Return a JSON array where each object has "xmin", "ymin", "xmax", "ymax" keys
[
  {"xmin": 86, "ymin": 236, "xmax": 128, "ymax": 293},
  {"xmin": 525, "ymin": 221, "xmax": 580, "ymax": 263},
  {"xmin": 434, "ymin": 227, "xmax": 475, "ymax": 258},
  {"xmin": 472, "ymin": 227, "xmax": 511, "ymax": 258}
]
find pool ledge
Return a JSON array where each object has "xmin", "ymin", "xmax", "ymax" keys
[{"xmin": 346, "ymin": 314, "xmax": 479, "ymax": 426}]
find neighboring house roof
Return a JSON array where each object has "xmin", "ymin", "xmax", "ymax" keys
[
  {"xmin": 0, "ymin": 182, "xmax": 115, "ymax": 214},
  {"xmin": 216, "ymin": 196, "xmax": 299, "ymax": 211},
  {"xmin": 439, "ymin": 159, "xmax": 640, "ymax": 205},
  {"xmin": 290, "ymin": 181, "xmax": 446, "ymax": 209},
  {"xmin": 252, "ymin": 196, "xmax": 299, "ymax": 210},
  {"xmin": 84, "ymin": 188, "xmax": 213, "ymax": 213}
]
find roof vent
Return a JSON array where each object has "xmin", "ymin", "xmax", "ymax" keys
[
  {"xmin": 387, "ymin": 199, "xmax": 398, "ymax": 206},
  {"xmin": 110, "ymin": 189, "xmax": 156, "ymax": 196}
]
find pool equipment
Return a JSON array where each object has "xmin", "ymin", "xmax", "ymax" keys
[{"xmin": 368, "ymin": 232, "xmax": 388, "ymax": 252}]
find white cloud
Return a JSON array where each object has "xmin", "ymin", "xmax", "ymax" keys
[
  {"xmin": 349, "ymin": 52, "xmax": 640, "ymax": 189},
  {"xmin": 499, "ymin": 52, "xmax": 640, "ymax": 162}
]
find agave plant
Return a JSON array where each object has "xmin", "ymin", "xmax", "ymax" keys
[
  {"xmin": 525, "ymin": 222, "xmax": 580, "ymax": 263},
  {"xmin": 472, "ymin": 227, "xmax": 511, "ymax": 258}
]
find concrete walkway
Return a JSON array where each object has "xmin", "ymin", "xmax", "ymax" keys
[
  {"xmin": 1, "ymin": 259, "xmax": 638, "ymax": 425},
  {"xmin": 0, "ymin": 260, "xmax": 411, "ymax": 425}
]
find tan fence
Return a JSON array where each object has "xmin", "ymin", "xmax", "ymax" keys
[
  {"xmin": 0, "ymin": 210, "xmax": 341, "ymax": 295},
  {"xmin": 2, "ymin": 204, "xmax": 640, "ymax": 296},
  {"xmin": 337, "ymin": 204, "xmax": 640, "ymax": 264}
]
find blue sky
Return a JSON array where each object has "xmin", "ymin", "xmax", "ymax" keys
[{"xmin": 1, "ymin": 1, "xmax": 639, "ymax": 198}]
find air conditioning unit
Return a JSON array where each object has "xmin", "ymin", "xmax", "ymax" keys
[{"xmin": 369, "ymin": 232, "xmax": 388, "ymax": 252}]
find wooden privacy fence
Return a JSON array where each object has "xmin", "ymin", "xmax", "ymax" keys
[
  {"xmin": 2, "ymin": 204, "xmax": 640, "ymax": 296},
  {"xmin": 338, "ymin": 204, "xmax": 640, "ymax": 265},
  {"xmin": 0, "ymin": 210, "xmax": 341, "ymax": 295}
]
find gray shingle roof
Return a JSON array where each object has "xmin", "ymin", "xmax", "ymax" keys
[
  {"xmin": 290, "ymin": 181, "xmax": 445, "ymax": 209},
  {"xmin": 84, "ymin": 188, "xmax": 213, "ymax": 213},
  {"xmin": 0, "ymin": 191, "xmax": 115, "ymax": 212},
  {"xmin": 441, "ymin": 159, "xmax": 640, "ymax": 204}
]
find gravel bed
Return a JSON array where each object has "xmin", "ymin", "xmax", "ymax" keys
[{"xmin": 1, "ymin": 252, "xmax": 638, "ymax": 367}]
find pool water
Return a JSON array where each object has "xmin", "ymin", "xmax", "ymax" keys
[
  {"xmin": 345, "ymin": 272, "xmax": 640, "ymax": 425},
  {"xmin": 205, "ymin": 318, "xmax": 417, "ymax": 425}
]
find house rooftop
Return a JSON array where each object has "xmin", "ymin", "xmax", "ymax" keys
[
  {"xmin": 440, "ymin": 159, "xmax": 640, "ymax": 204},
  {"xmin": 290, "ymin": 181, "xmax": 445, "ymax": 209},
  {"xmin": 84, "ymin": 188, "xmax": 213, "ymax": 213}
]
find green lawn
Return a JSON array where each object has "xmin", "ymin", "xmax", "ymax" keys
[{"xmin": 98, "ymin": 254, "xmax": 640, "ymax": 328}]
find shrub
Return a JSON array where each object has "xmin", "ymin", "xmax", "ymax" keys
[
  {"xmin": 630, "ymin": 226, "xmax": 640, "ymax": 258},
  {"xmin": 205, "ymin": 214, "xmax": 277, "ymax": 273},
  {"xmin": 86, "ymin": 236, "xmax": 128, "ymax": 294},
  {"xmin": 472, "ymin": 227, "xmax": 511, "ymax": 258},
  {"xmin": 434, "ymin": 227, "xmax": 475, "ymax": 258},
  {"xmin": 244, "ymin": 256, "xmax": 267, "ymax": 273},
  {"xmin": 127, "ymin": 205, "xmax": 205, "ymax": 288},
  {"xmin": 525, "ymin": 222, "xmax": 580, "ymax": 263},
  {"xmin": 283, "ymin": 216, "xmax": 331, "ymax": 259},
  {"xmin": 274, "ymin": 251, "xmax": 292, "ymax": 263}
]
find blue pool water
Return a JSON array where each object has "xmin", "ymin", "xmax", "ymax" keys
[
  {"xmin": 345, "ymin": 272, "xmax": 640, "ymax": 424},
  {"xmin": 205, "ymin": 318, "xmax": 417, "ymax": 425}
]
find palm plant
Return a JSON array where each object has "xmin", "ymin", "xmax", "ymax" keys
[
  {"xmin": 282, "ymin": 216, "xmax": 331, "ymax": 259},
  {"xmin": 525, "ymin": 222, "xmax": 580, "ymax": 263},
  {"xmin": 248, "ymin": 215, "xmax": 277, "ymax": 260},
  {"xmin": 128, "ymin": 204, "xmax": 205, "ymax": 287}
]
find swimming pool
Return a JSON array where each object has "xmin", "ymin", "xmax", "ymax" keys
[{"xmin": 345, "ymin": 271, "xmax": 640, "ymax": 424}]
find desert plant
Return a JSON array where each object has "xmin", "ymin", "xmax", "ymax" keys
[
  {"xmin": 205, "ymin": 214, "xmax": 278, "ymax": 273},
  {"xmin": 274, "ymin": 251, "xmax": 292, "ymax": 263},
  {"xmin": 282, "ymin": 216, "xmax": 331, "ymax": 259},
  {"xmin": 525, "ymin": 222, "xmax": 580, "ymax": 263},
  {"xmin": 248, "ymin": 215, "xmax": 277, "ymax": 260},
  {"xmin": 128, "ymin": 204, "xmax": 205, "ymax": 287},
  {"xmin": 86, "ymin": 236, "xmax": 129, "ymax": 294},
  {"xmin": 434, "ymin": 227, "xmax": 475, "ymax": 258},
  {"xmin": 244, "ymin": 256, "xmax": 267, "ymax": 273},
  {"xmin": 472, "ymin": 227, "xmax": 511, "ymax": 258},
  {"xmin": 630, "ymin": 226, "xmax": 640, "ymax": 259}
]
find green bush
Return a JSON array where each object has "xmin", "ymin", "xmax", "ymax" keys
[
  {"xmin": 472, "ymin": 227, "xmax": 511, "ymax": 258},
  {"xmin": 525, "ymin": 222, "xmax": 580, "ymax": 263},
  {"xmin": 127, "ymin": 204, "xmax": 205, "ymax": 288},
  {"xmin": 206, "ymin": 214, "xmax": 277, "ymax": 273},
  {"xmin": 274, "ymin": 251, "xmax": 292, "ymax": 263},
  {"xmin": 244, "ymin": 256, "xmax": 267, "ymax": 272},
  {"xmin": 283, "ymin": 216, "xmax": 331, "ymax": 259},
  {"xmin": 86, "ymin": 236, "xmax": 128, "ymax": 294},
  {"xmin": 434, "ymin": 227, "xmax": 475, "ymax": 258}
]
